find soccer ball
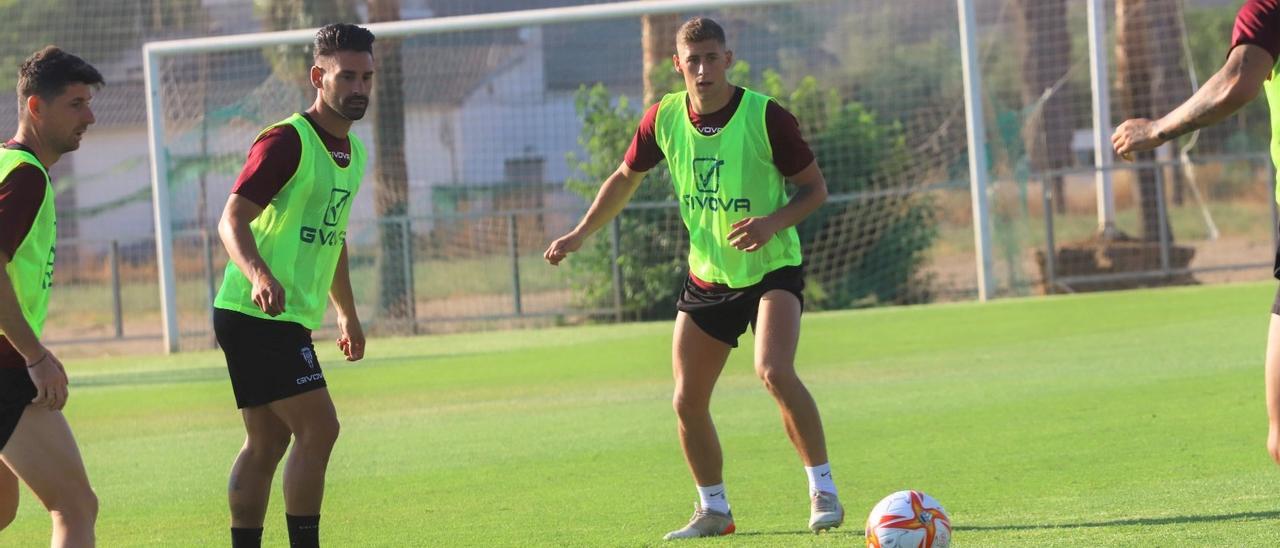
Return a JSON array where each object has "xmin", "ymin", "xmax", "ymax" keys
[{"xmin": 865, "ymin": 490, "xmax": 951, "ymax": 548}]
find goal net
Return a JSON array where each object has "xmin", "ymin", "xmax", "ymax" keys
[{"xmin": 143, "ymin": 0, "xmax": 989, "ymax": 351}]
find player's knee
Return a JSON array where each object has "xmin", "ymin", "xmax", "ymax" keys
[
  {"xmin": 296, "ymin": 416, "xmax": 340, "ymax": 450},
  {"xmin": 672, "ymin": 391, "xmax": 709, "ymax": 419},
  {"xmin": 245, "ymin": 433, "xmax": 291, "ymax": 463},
  {"xmin": 48, "ymin": 486, "xmax": 97, "ymax": 527},
  {"xmin": 756, "ymin": 364, "xmax": 798, "ymax": 393}
]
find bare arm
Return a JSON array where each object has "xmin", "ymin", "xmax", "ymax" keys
[
  {"xmin": 1113, "ymin": 44, "xmax": 1274, "ymax": 158},
  {"xmin": 544, "ymin": 163, "xmax": 647, "ymax": 265},
  {"xmin": 328, "ymin": 243, "xmax": 357, "ymax": 320},
  {"xmin": 217, "ymin": 194, "xmax": 285, "ymax": 316},
  {"xmin": 329, "ymin": 242, "xmax": 364, "ymax": 361},
  {"xmin": 0, "ymin": 252, "xmax": 67, "ymax": 409},
  {"xmin": 0, "ymin": 255, "xmax": 42, "ymax": 361},
  {"xmin": 727, "ymin": 160, "xmax": 828, "ymax": 252}
]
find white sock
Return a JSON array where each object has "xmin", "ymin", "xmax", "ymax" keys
[
  {"xmin": 696, "ymin": 483, "xmax": 730, "ymax": 514},
  {"xmin": 806, "ymin": 463, "xmax": 837, "ymax": 496}
]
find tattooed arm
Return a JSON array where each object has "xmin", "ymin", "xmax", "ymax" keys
[{"xmin": 1112, "ymin": 43, "xmax": 1274, "ymax": 159}]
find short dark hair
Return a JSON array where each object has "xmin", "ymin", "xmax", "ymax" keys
[
  {"xmin": 677, "ymin": 17, "xmax": 727, "ymax": 46},
  {"xmin": 17, "ymin": 46, "xmax": 104, "ymax": 104},
  {"xmin": 314, "ymin": 23, "xmax": 375, "ymax": 59}
]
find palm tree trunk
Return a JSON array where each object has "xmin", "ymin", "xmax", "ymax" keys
[
  {"xmin": 642, "ymin": 14, "xmax": 679, "ymax": 106},
  {"xmin": 370, "ymin": 0, "xmax": 415, "ymax": 327},
  {"xmin": 1115, "ymin": 0, "xmax": 1173, "ymax": 242},
  {"xmin": 1016, "ymin": 0, "xmax": 1075, "ymax": 215}
]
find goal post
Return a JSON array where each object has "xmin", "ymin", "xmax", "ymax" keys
[
  {"xmin": 144, "ymin": 0, "xmax": 818, "ymax": 353},
  {"xmin": 144, "ymin": 0, "xmax": 1003, "ymax": 353}
]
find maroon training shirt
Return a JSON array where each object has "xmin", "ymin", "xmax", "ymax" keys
[
  {"xmin": 1233, "ymin": 0, "xmax": 1280, "ymax": 62},
  {"xmin": 625, "ymin": 87, "xmax": 817, "ymax": 291},
  {"xmin": 0, "ymin": 141, "xmax": 47, "ymax": 368},
  {"xmin": 231, "ymin": 112, "xmax": 352, "ymax": 208}
]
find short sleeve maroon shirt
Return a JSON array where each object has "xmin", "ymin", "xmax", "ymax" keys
[
  {"xmin": 1232, "ymin": 0, "xmax": 1280, "ymax": 63},
  {"xmin": 230, "ymin": 113, "xmax": 352, "ymax": 208}
]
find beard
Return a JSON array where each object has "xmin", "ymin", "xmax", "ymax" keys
[
  {"xmin": 332, "ymin": 94, "xmax": 368, "ymax": 121},
  {"xmin": 59, "ymin": 130, "xmax": 86, "ymax": 153}
]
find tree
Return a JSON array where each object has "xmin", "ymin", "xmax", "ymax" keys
[
  {"xmin": 0, "ymin": 0, "xmax": 208, "ymax": 278},
  {"xmin": 641, "ymin": 14, "xmax": 679, "ymax": 107},
  {"xmin": 1115, "ymin": 0, "xmax": 1192, "ymax": 242},
  {"xmin": 0, "ymin": 0, "xmax": 206, "ymax": 88},
  {"xmin": 254, "ymin": 0, "xmax": 358, "ymax": 93},
  {"xmin": 368, "ymin": 0, "xmax": 415, "ymax": 329},
  {"xmin": 1015, "ymin": 0, "xmax": 1075, "ymax": 215}
]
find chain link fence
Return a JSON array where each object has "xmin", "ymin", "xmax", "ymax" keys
[{"xmin": 2, "ymin": 0, "xmax": 1267, "ymax": 354}]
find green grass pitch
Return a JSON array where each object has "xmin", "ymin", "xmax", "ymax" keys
[{"xmin": 7, "ymin": 282, "xmax": 1280, "ymax": 546}]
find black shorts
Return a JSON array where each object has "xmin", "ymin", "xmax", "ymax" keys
[
  {"xmin": 213, "ymin": 308, "xmax": 327, "ymax": 409},
  {"xmin": 0, "ymin": 367, "xmax": 36, "ymax": 452},
  {"xmin": 676, "ymin": 265, "xmax": 805, "ymax": 348}
]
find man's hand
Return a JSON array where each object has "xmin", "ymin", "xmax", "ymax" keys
[
  {"xmin": 1111, "ymin": 118, "xmax": 1165, "ymax": 161},
  {"xmin": 544, "ymin": 231, "xmax": 585, "ymax": 266},
  {"xmin": 336, "ymin": 315, "xmax": 365, "ymax": 362},
  {"xmin": 25, "ymin": 349, "xmax": 68, "ymax": 411},
  {"xmin": 251, "ymin": 269, "xmax": 286, "ymax": 316},
  {"xmin": 727, "ymin": 217, "xmax": 779, "ymax": 253}
]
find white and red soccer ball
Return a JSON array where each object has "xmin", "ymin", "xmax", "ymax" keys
[{"xmin": 865, "ymin": 490, "xmax": 951, "ymax": 548}]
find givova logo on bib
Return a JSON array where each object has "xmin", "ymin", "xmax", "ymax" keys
[
  {"xmin": 683, "ymin": 157, "xmax": 751, "ymax": 212},
  {"xmin": 41, "ymin": 245, "xmax": 55, "ymax": 289},
  {"xmin": 300, "ymin": 188, "xmax": 351, "ymax": 246}
]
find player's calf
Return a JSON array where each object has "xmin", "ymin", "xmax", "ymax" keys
[{"xmin": 755, "ymin": 363, "xmax": 803, "ymax": 396}]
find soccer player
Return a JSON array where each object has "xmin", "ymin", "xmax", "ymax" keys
[
  {"xmin": 213, "ymin": 23, "xmax": 373, "ymax": 548},
  {"xmin": 0, "ymin": 46, "xmax": 102, "ymax": 546},
  {"xmin": 1110, "ymin": 1, "xmax": 1280, "ymax": 467},
  {"xmin": 544, "ymin": 16, "xmax": 842, "ymax": 539}
]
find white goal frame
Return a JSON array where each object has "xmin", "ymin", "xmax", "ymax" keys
[{"xmin": 143, "ymin": 0, "xmax": 995, "ymax": 352}]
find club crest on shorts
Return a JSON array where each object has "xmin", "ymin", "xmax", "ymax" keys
[{"xmin": 300, "ymin": 346, "xmax": 316, "ymax": 369}]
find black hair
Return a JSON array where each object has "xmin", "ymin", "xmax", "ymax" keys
[
  {"xmin": 17, "ymin": 46, "xmax": 104, "ymax": 104},
  {"xmin": 314, "ymin": 23, "xmax": 375, "ymax": 59}
]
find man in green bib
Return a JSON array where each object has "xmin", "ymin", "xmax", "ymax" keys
[
  {"xmin": 213, "ymin": 24, "xmax": 373, "ymax": 548},
  {"xmin": 545, "ymin": 17, "xmax": 842, "ymax": 538},
  {"xmin": 1112, "ymin": 0, "xmax": 1280, "ymax": 470},
  {"xmin": 0, "ymin": 46, "xmax": 102, "ymax": 546}
]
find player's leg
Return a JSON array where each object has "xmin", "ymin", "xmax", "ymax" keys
[
  {"xmin": 0, "ymin": 365, "xmax": 37, "ymax": 532},
  {"xmin": 1264, "ymin": 311, "xmax": 1280, "ymax": 464},
  {"xmin": 0, "ymin": 407, "xmax": 97, "ymax": 547},
  {"xmin": 664, "ymin": 311, "xmax": 736, "ymax": 540},
  {"xmin": 753, "ymin": 289, "xmax": 826, "ymax": 465},
  {"xmin": 228, "ymin": 405, "xmax": 291, "ymax": 530},
  {"xmin": 0, "ymin": 463, "xmax": 17, "ymax": 530},
  {"xmin": 673, "ymin": 311, "xmax": 733, "ymax": 487},
  {"xmin": 753, "ymin": 288, "xmax": 842, "ymax": 532},
  {"xmin": 267, "ymin": 387, "xmax": 339, "ymax": 548}
]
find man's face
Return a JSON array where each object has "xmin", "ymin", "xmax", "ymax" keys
[
  {"xmin": 673, "ymin": 39, "xmax": 732, "ymax": 98},
  {"xmin": 30, "ymin": 82, "xmax": 95, "ymax": 154},
  {"xmin": 313, "ymin": 50, "xmax": 374, "ymax": 121}
]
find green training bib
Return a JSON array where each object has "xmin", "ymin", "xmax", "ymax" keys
[
  {"xmin": 0, "ymin": 148, "xmax": 55, "ymax": 338},
  {"xmin": 214, "ymin": 114, "xmax": 365, "ymax": 329},
  {"xmin": 655, "ymin": 88, "xmax": 803, "ymax": 288}
]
